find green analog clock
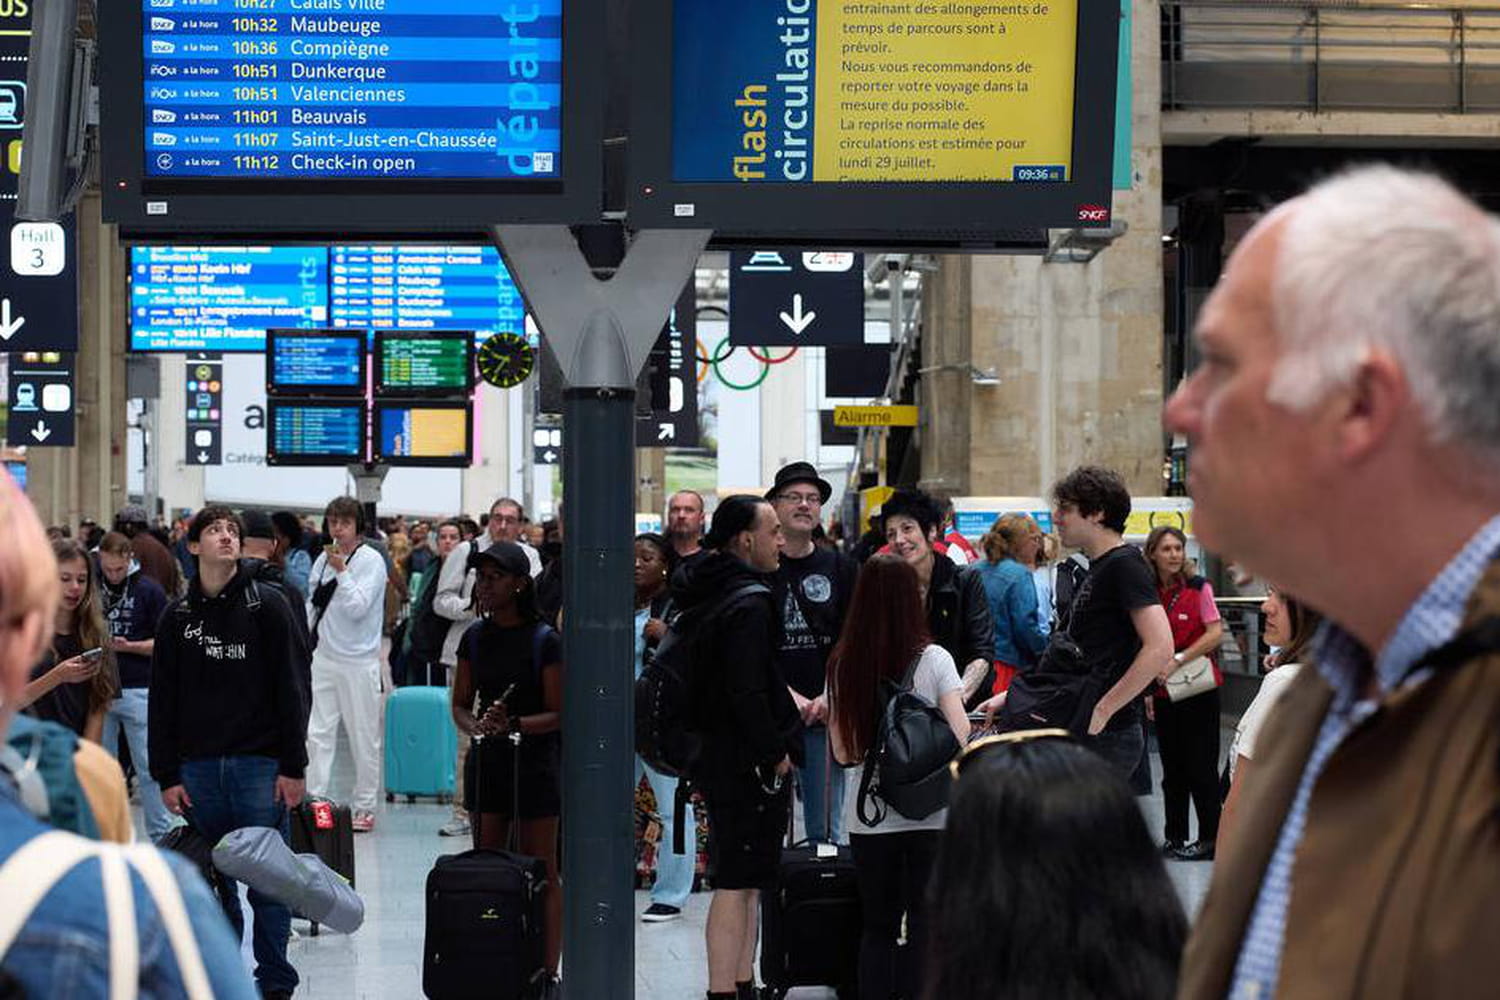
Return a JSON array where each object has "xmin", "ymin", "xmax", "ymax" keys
[{"xmin": 476, "ymin": 332, "xmax": 536, "ymax": 389}]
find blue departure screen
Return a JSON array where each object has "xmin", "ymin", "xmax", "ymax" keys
[
  {"xmin": 131, "ymin": 246, "xmax": 327, "ymax": 351},
  {"xmin": 140, "ymin": 0, "xmax": 562, "ymax": 181},
  {"xmin": 270, "ymin": 333, "xmax": 364, "ymax": 391},
  {"xmin": 330, "ymin": 245, "xmax": 525, "ymax": 340},
  {"xmin": 271, "ymin": 402, "xmax": 364, "ymax": 459},
  {"xmin": 129, "ymin": 244, "xmax": 526, "ymax": 351}
]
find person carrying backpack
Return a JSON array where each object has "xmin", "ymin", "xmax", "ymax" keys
[
  {"xmin": 671, "ymin": 496, "xmax": 802, "ymax": 1000},
  {"xmin": 149, "ymin": 505, "xmax": 309, "ymax": 1000},
  {"xmin": 0, "ymin": 471, "xmax": 257, "ymax": 999},
  {"xmin": 827, "ymin": 554, "xmax": 970, "ymax": 999}
]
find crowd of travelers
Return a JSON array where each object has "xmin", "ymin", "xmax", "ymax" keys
[{"xmin": 3, "ymin": 164, "xmax": 1499, "ymax": 998}]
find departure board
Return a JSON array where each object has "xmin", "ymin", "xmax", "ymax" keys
[
  {"xmin": 139, "ymin": 0, "xmax": 563, "ymax": 182},
  {"xmin": 131, "ymin": 246, "xmax": 327, "ymax": 352},
  {"xmin": 267, "ymin": 329, "xmax": 366, "ymax": 395},
  {"xmin": 374, "ymin": 330, "xmax": 472, "ymax": 396},
  {"xmin": 373, "ymin": 401, "xmax": 471, "ymax": 466},
  {"xmin": 266, "ymin": 400, "xmax": 367, "ymax": 465},
  {"xmin": 330, "ymin": 245, "xmax": 525, "ymax": 338}
]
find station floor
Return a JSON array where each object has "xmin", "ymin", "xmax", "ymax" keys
[{"xmin": 137, "ymin": 730, "xmax": 1217, "ymax": 999}]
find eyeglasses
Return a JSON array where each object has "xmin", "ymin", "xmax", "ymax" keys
[
  {"xmin": 774, "ymin": 492, "xmax": 822, "ymax": 506},
  {"xmin": 948, "ymin": 727, "xmax": 1073, "ymax": 781}
]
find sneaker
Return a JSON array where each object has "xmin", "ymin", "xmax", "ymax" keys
[
  {"xmin": 1161, "ymin": 839, "xmax": 1185, "ymax": 858},
  {"xmin": 1175, "ymin": 840, "xmax": 1215, "ymax": 862},
  {"xmin": 351, "ymin": 811, "xmax": 376, "ymax": 834},
  {"xmin": 641, "ymin": 903, "xmax": 682, "ymax": 923},
  {"xmin": 438, "ymin": 819, "xmax": 471, "ymax": 837}
]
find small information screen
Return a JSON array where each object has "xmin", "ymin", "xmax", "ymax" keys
[
  {"xmin": 330, "ymin": 245, "xmax": 524, "ymax": 338},
  {"xmin": 267, "ymin": 399, "xmax": 367, "ymax": 465},
  {"xmin": 266, "ymin": 329, "xmax": 366, "ymax": 396},
  {"xmin": 131, "ymin": 246, "xmax": 327, "ymax": 352},
  {"xmin": 374, "ymin": 330, "xmax": 472, "ymax": 396},
  {"xmin": 671, "ymin": 0, "xmax": 1078, "ymax": 184},
  {"xmin": 372, "ymin": 401, "xmax": 470, "ymax": 466},
  {"xmin": 139, "ymin": 0, "xmax": 563, "ymax": 181}
]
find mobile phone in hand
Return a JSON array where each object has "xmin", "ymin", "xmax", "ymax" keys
[{"xmin": 79, "ymin": 647, "xmax": 104, "ymax": 662}]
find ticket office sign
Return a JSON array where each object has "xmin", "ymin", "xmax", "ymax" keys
[
  {"xmin": 629, "ymin": 0, "xmax": 1119, "ymax": 244},
  {"xmin": 99, "ymin": 0, "xmax": 604, "ymax": 234}
]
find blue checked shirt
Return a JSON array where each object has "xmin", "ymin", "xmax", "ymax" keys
[{"xmin": 1229, "ymin": 513, "xmax": 1500, "ymax": 1000}]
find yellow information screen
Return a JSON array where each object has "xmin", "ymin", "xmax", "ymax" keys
[
  {"xmin": 672, "ymin": 0, "xmax": 1079, "ymax": 184},
  {"xmin": 376, "ymin": 404, "xmax": 469, "ymax": 462}
]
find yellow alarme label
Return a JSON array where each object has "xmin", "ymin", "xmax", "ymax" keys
[{"xmin": 834, "ymin": 405, "xmax": 919, "ymax": 427}]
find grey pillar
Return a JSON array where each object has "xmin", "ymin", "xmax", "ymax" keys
[{"xmin": 493, "ymin": 225, "xmax": 710, "ymax": 999}]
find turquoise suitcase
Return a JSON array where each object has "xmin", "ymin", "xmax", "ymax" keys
[{"xmin": 384, "ymin": 685, "xmax": 458, "ymax": 803}]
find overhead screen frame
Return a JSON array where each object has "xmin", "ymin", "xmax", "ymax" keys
[
  {"xmin": 626, "ymin": 0, "xmax": 1119, "ymax": 250},
  {"xmin": 98, "ymin": 0, "xmax": 606, "ymax": 238},
  {"xmin": 265, "ymin": 398, "xmax": 368, "ymax": 466},
  {"xmin": 373, "ymin": 329, "xmax": 476, "ymax": 398},
  {"xmin": 265, "ymin": 328, "xmax": 368, "ymax": 397},
  {"xmin": 371, "ymin": 399, "xmax": 473, "ymax": 467}
]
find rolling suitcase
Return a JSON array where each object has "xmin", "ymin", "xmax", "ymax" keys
[
  {"xmin": 759, "ymin": 840, "xmax": 861, "ymax": 999},
  {"xmin": 423, "ymin": 729, "xmax": 548, "ymax": 999},
  {"xmin": 289, "ymin": 798, "xmax": 356, "ymax": 937},
  {"xmin": 385, "ymin": 685, "xmax": 458, "ymax": 803}
]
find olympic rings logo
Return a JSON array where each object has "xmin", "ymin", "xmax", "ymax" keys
[{"xmin": 695, "ymin": 336, "xmax": 799, "ymax": 391}]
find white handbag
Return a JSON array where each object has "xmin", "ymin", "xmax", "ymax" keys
[
  {"xmin": 0, "ymin": 830, "xmax": 216, "ymax": 1000},
  {"xmin": 1164, "ymin": 656, "xmax": 1218, "ymax": 703}
]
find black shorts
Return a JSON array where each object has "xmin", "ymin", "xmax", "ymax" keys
[
  {"xmin": 463, "ymin": 736, "xmax": 561, "ymax": 820},
  {"xmin": 700, "ymin": 771, "xmax": 791, "ymax": 890}
]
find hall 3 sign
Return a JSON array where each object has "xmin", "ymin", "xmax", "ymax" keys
[{"xmin": 6, "ymin": 351, "xmax": 75, "ymax": 447}]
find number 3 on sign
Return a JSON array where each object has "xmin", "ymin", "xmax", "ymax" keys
[{"xmin": 10, "ymin": 222, "xmax": 65, "ymax": 277}]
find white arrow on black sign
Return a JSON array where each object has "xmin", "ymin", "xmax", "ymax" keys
[
  {"xmin": 543, "ymin": 449, "xmax": 558, "ymax": 463},
  {"xmin": 30, "ymin": 420, "xmax": 50, "ymax": 442},
  {"xmin": 657, "ymin": 423, "xmax": 675, "ymax": 441},
  {"xmin": 197, "ymin": 451, "xmax": 210, "ymax": 463},
  {"xmin": 0, "ymin": 299, "xmax": 25, "ymax": 342},
  {"xmin": 778, "ymin": 294, "xmax": 816, "ymax": 336}
]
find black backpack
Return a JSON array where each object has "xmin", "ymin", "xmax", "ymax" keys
[
  {"xmin": 856, "ymin": 655, "xmax": 962, "ymax": 824},
  {"xmin": 634, "ymin": 582, "xmax": 768, "ymax": 779},
  {"xmin": 994, "ymin": 630, "xmax": 1097, "ymax": 734}
]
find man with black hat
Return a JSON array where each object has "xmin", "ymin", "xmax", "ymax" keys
[
  {"xmin": 766, "ymin": 461, "xmax": 859, "ymax": 844},
  {"xmin": 114, "ymin": 503, "xmax": 182, "ymax": 598}
]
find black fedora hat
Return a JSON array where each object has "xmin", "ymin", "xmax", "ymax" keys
[{"xmin": 765, "ymin": 461, "xmax": 833, "ymax": 505}]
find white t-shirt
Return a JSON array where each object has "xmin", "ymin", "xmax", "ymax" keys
[
  {"xmin": 1229, "ymin": 663, "xmax": 1302, "ymax": 778},
  {"xmin": 839, "ymin": 643, "xmax": 964, "ymax": 836}
]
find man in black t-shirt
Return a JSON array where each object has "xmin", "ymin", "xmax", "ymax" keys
[
  {"xmin": 1048, "ymin": 466, "xmax": 1173, "ymax": 778},
  {"xmin": 767, "ymin": 462, "xmax": 859, "ymax": 843}
]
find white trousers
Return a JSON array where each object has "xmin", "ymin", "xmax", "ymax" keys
[{"xmin": 305, "ymin": 649, "xmax": 383, "ymax": 813}]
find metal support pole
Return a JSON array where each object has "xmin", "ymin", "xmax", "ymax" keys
[{"xmin": 493, "ymin": 225, "xmax": 710, "ymax": 999}]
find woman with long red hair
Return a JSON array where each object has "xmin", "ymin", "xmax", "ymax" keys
[{"xmin": 828, "ymin": 555, "xmax": 970, "ymax": 999}]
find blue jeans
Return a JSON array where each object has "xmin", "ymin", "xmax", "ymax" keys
[
  {"xmin": 180, "ymin": 755, "xmax": 298, "ymax": 995},
  {"xmin": 101, "ymin": 687, "xmax": 176, "ymax": 842},
  {"xmin": 795, "ymin": 725, "xmax": 846, "ymax": 845},
  {"xmin": 1089, "ymin": 720, "xmax": 1147, "ymax": 785},
  {"xmin": 634, "ymin": 757, "xmax": 695, "ymax": 909}
]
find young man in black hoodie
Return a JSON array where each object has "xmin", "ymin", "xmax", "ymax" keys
[
  {"xmin": 149, "ymin": 505, "xmax": 309, "ymax": 1000},
  {"xmin": 674, "ymin": 495, "xmax": 802, "ymax": 1000}
]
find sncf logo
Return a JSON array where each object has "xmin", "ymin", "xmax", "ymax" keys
[{"xmin": 1077, "ymin": 205, "xmax": 1110, "ymax": 223}]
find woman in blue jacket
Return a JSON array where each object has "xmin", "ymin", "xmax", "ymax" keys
[{"xmin": 974, "ymin": 514, "xmax": 1048, "ymax": 696}]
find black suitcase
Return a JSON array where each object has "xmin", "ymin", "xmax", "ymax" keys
[
  {"xmin": 422, "ymin": 847, "xmax": 547, "ymax": 999},
  {"xmin": 289, "ymin": 798, "xmax": 356, "ymax": 936},
  {"xmin": 759, "ymin": 842, "xmax": 861, "ymax": 999},
  {"xmin": 424, "ymin": 726, "xmax": 548, "ymax": 999}
]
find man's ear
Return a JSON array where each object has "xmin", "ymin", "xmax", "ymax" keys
[
  {"xmin": 1335, "ymin": 351, "xmax": 1408, "ymax": 465},
  {"xmin": 187, "ymin": 539, "xmax": 200, "ymax": 557}
]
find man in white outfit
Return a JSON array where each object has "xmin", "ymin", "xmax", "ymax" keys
[
  {"xmin": 304, "ymin": 495, "xmax": 389, "ymax": 833},
  {"xmin": 431, "ymin": 496, "xmax": 540, "ymax": 837}
]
